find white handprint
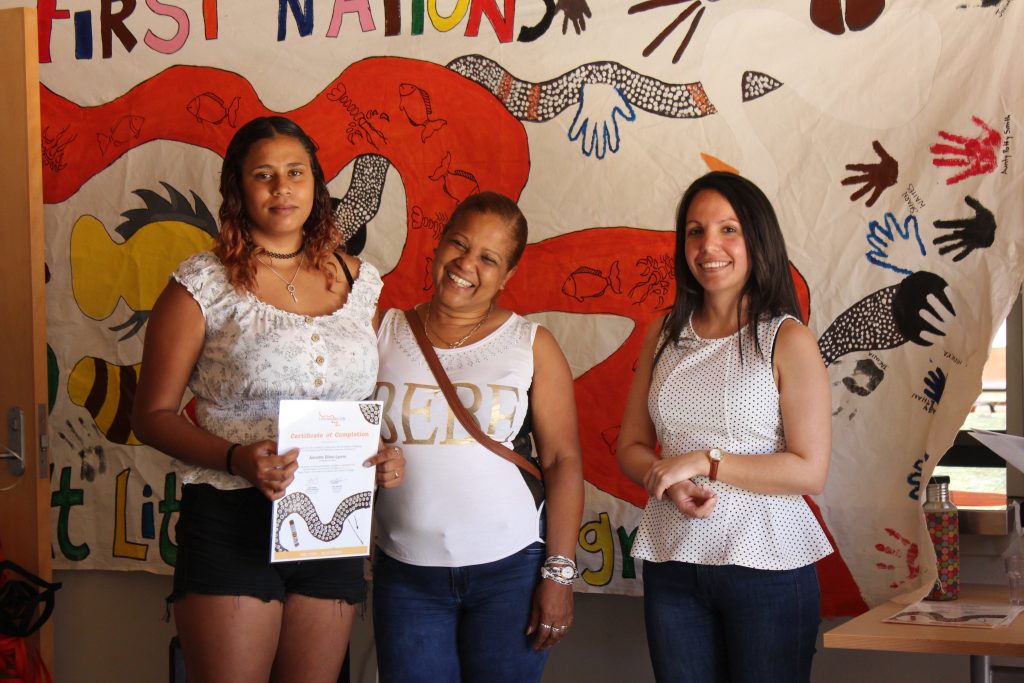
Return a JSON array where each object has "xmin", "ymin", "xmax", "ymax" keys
[
  {"xmin": 864, "ymin": 212, "xmax": 926, "ymax": 276},
  {"xmin": 567, "ymin": 83, "xmax": 636, "ymax": 159}
]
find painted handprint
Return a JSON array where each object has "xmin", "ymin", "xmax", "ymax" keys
[
  {"xmin": 841, "ymin": 140, "xmax": 898, "ymax": 207},
  {"xmin": 568, "ymin": 83, "xmax": 637, "ymax": 159},
  {"xmin": 629, "ymin": 0, "xmax": 708, "ymax": 64},
  {"xmin": 906, "ymin": 452, "xmax": 931, "ymax": 501},
  {"xmin": 556, "ymin": 0, "xmax": 592, "ymax": 34},
  {"xmin": 56, "ymin": 418, "xmax": 107, "ymax": 483},
  {"xmin": 818, "ymin": 271, "xmax": 954, "ymax": 365},
  {"xmin": 923, "ymin": 366, "xmax": 946, "ymax": 403},
  {"xmin": 865, "ymin": 212, "xmax": 925, "ymax": 276},
  {"xmin": 875, "ymin": 527, "xmax": 920, "ymax": 590},
  {"xmin": 831, "ymin": 355, "xmax": 886, "ymax": 420},
  {"xmin": 841, "ymin": 357, "xmax": 886, "ymax": 398},
  {"xmin": 932, "ymin": 195, "xmax": 996, "ymax": 262},
  {"xmin": 930, "ymin": 116, "xmax": 1001, "ymax": 185},
  {"xmin": 892, "ymin": 271, "xmax": 955, "ymax": 346}
]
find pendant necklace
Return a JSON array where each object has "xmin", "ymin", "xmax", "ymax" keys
[
  {"xmin": 258, "ymin": 253, "xmax": 304, "ymax": 303},
  {"xmin": 425, "ymin": 300, "xmax": 493, "ymax": 348}
]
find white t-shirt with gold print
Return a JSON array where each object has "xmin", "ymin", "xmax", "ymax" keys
[{"xmin": 373, "ymin": 308, "xmax": 542, "ymax": 567}]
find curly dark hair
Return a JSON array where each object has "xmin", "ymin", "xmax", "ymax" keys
[
  {"xmin": 214, "ymin": 116, "xmax": 340, "ymax": 290},
  {"xmin": 655, "ymin": 171, "xmax": 800, "ymax": 368}
]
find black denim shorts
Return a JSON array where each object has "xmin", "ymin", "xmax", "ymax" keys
[{"xmin": 170, "ymin": 484, "xmax": 367, "ymax": 605}]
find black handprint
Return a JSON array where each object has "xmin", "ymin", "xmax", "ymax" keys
[
  {"xmin": 842, "ymin": 357, "xmax": 885, "ymax": 397},
  {"xmin": 892, "ymin": 271, "xmax": 955, "ymax": 346},
  {"xmin": 932, "ymin": 195, "xmax": 996, "ymax": 262},
  {"xmin": 556, "ymin": 0, "xmax": 592, "ymax": 34},
  {"xmin": 841, "ymin": 140, "xmax": 898, "ymax": 208},
  {"xmin": 923, "ymin": 366, "xmax": 946, "ymax": 403},
  {"xmin": 57, "ymin": 418, "xmax": 107, "ymax": 482},
  {"xmin": 817, "ymin": 271, "xmax": 954, "ymax": 365}
]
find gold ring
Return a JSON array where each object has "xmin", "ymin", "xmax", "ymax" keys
[{"xmin": 393, "ymin": 471, "xmax": 400, "ymax": 480}]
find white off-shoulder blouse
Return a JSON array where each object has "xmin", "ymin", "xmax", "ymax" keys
[{"xmin": 170, "ymin": 250, "xmax": 382, "ymax": 490}]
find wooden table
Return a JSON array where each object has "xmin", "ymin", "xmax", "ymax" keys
[{"xmin": 824, "ymin": 584, "xmax": 1024, "ymax": 682}]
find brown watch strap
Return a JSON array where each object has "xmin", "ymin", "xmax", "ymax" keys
[{"xmin": 708, "ymin": 449, "xmax": 721, "ymax": 481}]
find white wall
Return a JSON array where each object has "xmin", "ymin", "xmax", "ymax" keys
[{"xmin": 52, "ymin": 533, "xmax": 1023, "ymax": 682}]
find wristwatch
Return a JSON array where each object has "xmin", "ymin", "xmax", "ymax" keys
[
  {"xmin": 554, "ymin": 564, "xmax": 578, "ymax": 582},
  {"xmin": 541, "ymin": 555, "xmax": 579, "ymax": 586},
  {"xmin": 707, "ymin": 448, "xmax": 723, "ymax": 481}
]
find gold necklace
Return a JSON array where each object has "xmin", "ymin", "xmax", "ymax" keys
[
  {"xmin": 257, "ymin": 253, "xmax": 304, "ymax": 303},
  {"xmin": 425, "ymin": 300, "xmax": 493, "ymax": 348}
]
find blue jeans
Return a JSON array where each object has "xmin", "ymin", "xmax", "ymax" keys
[
  {"xmin": 373, "ymin": 543, "xmax": 549, "ymax": 683},
  {"xmin": 642, "ymin": 560, "xmax": 820, "ymax": 683}
]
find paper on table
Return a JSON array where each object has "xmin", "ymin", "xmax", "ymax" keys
[
  {"xmin": 884, "ymin": 600, "xmax": 1024, "ymax": 629},
  {"xmin": 270, "ymin": 399, "xmax": 382, "ymax": 563},
  {"xmin": 970, "ymin": 430, "xmax": 1024, "ymax": 473}
]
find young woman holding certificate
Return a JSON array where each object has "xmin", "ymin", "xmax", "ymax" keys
[
  {"xmin": 371, "ymin": 192, "xmax": 584, "ymax": 683},
  {"xmin": 133, "ymin": 116, "xmax": 405, "ymax": 683}
]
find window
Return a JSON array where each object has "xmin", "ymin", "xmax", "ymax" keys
[{"xmin": 936, "ymin": 291, "xmax": 1022, "ymax": 505}]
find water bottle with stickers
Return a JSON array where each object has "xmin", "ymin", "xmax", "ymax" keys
[{"xmin": 924, "ymin": 475, "xmax": 959, "ymax": 601}]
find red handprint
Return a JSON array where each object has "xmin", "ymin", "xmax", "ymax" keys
[
  {"xmin": 930, "ymin": 116, "xmax": 1002, "ymax": 186},
  {"xmin": 875, "ymin": 527, "xmax": 920, "ymax": 589}
]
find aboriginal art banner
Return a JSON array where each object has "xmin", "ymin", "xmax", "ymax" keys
[{"xmin": 7, "ymin": 0, "xmax": 1022, "ymax": 616}]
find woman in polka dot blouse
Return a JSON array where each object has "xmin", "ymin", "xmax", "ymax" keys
[{"xmin": 617, "ymin": 171, "xmax": 833, "ymax": 683}]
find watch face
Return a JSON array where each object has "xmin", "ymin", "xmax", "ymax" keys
[
  {"xmin": 709, "ymin": 448, "xmax": 722, "ymax": 461},
  {"xmin": 559, "ymin": 566, "xmax": 575, "ymax": 580}
]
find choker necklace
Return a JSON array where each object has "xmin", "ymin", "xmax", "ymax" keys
[
  {"xmin": 262, "ymin": 243, "xmax": 304, "ymax": 259},
  {"xmin": 258, "ymin": 253, "xmax": 304, "ymax": 303},
  {"xmin": 425, "ymin": 300, "xmax": 493, "ymax": 349}
]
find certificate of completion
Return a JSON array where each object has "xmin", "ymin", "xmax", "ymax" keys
[{"xmin": 270, "ymin": 399, "xmax": 382, "ymax": 562}]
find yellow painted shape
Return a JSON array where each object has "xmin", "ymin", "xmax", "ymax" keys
[
  {"xmin": 427, "ymin": 0, "xmax": 470, "ymax": 31},
  {"xmin": 71, "ymin": 215, "xmax": 215, "ymax": 320},
  {"xmin": 67, "ymin": 357, "xmax": 142, "ymax": 446},
  {"xmin": 114, "ymin": 469, "xmax": 149, "ymax": 560},
  {"xmin": 579, "ymin": 512, "xmax": 614, "ymax": 587}
]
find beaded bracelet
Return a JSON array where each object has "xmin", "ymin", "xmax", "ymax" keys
[{"xmin": 225, "ymin": 443, "xmax": 241, "ymax": 475}]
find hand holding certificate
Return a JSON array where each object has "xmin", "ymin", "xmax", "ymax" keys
[{"xmin": 271, "ymin": 399, "xmax": 383, "ymax": 562}]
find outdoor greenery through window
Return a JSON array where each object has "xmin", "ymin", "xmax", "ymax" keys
[{"xmin": 935, "ymin": 318, "xmax": 1011, "ymax": 506}]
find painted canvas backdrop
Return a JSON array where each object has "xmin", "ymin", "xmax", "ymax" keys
[{"xmin": 6, "ymin": 0, "xmax": 1022, "ymax": 616}]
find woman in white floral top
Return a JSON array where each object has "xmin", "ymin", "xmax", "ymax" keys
[{"xmin": 133, "ymin": 116, "xmax": 405, "ymax": 683}]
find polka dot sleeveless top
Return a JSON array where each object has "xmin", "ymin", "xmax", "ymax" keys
[{"xmin": 631, "ymin": 314, "xmax": 833, "ymax": 570}]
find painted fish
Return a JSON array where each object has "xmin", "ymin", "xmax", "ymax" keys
[
  {"xmin": 429, "ymin": 152, "xmax": 479, "ymax": 203},
  {"xmin": 96, "ymin": 115, "xmax": 144, "ymax": 154},
  {"xmin": 186, "ymin": 92, "xmax": 241, "ymax": 127},
  {"xmin": 399, "ymin": 83, "xmax": 447, "ymax": 142},
  {"xmin": 562, "ymin": 261, "xmax": 622, "ymax": 302}
]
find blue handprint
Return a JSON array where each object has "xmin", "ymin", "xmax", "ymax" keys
[
  {"xmin": 923, "ymin": 366, "xmax": 946, "ymax": 403},
  {"xmin": 568, "ymin": 83, "xmax": 637, "ymax": 159},
  {"xmin": 865, "ymin": 212, "xmax": 926, "ymax": 275}
]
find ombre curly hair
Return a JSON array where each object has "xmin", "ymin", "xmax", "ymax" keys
[{"xmin": 214, "ymin": 116, "xmax": 342, "ymax": 290}]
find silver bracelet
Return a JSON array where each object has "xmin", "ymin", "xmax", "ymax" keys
[
  {"xmin": 540, "ymin": 555, "xmax": 579, "ymax": 584},
  {"xmin": 540, "ymin": 565, "xmax": 576, "ymax": 586},
  {"xmin": 543, "ymin": 554, "xmax": 577, "ymax": 569}
]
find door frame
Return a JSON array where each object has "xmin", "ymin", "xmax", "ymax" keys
[{"xmin": 0, "ymin": 5, "xmax": 54, "ymax": 672}]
